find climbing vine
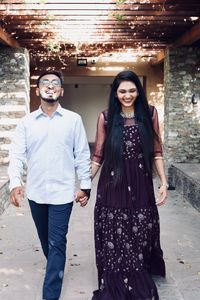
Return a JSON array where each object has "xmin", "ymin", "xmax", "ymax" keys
[
  {"xmin": 116, "ymin": 0, "xmax": 126, "ymax": 4},
  {"xmin": 47, "ymin": 41, "xmax": 61, "ymax": 53},
  {"xmin": 112, "ymin": 13, "xmax": 124, "ymax": 21},
  {"xmin": 112, "ymin": 0, "xmax": 126, "ymax": 21}
]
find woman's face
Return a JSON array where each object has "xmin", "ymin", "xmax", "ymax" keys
[{"xmin": 116, "ymin": 80, "xmax": 138, "ymax": 110}]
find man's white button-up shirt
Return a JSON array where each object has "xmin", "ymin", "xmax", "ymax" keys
[{"xmin": 8, "ymin": 105, "xmax": 91, "ymax": 204}]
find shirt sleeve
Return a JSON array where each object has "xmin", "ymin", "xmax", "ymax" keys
[
  {"xmin": 92, "ymin": 112, "xmax": 107, "ymax": 166},
  {"xmin": 73, "ymin": 116, "xmax": 91, "ymax": 189},
  {"xmin": 8, "ymin": 120, "xmax": 27, "ymax": 191},
  {"xmin": 152, "ymin": 106, "xmax": 163, "ymax": 157}
]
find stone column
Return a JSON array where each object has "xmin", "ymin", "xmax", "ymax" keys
[
  {"xmin": 164, "ymin": 47, "xmax": 200, "ymax": 165},
  {"xmin": 0, "ymin": 46, "xmax": 30, "ymax": 164}
]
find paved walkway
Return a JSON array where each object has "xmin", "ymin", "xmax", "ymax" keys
[{"xmin": 0, "ymin": 174, "xmax": 200, "ymax": 300}]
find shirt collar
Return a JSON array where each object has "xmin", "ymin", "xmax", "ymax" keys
[{"xmin": 35, "ymin": 104, "xmax": 64, "ymax": 119}]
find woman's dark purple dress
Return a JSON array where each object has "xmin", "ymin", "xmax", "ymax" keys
[{"xmin": 92, "ymin": 107, "xmax": 165, "ymax": 300}]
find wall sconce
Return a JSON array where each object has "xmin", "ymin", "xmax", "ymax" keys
[
  {"xmin": 191, "ymin": 94, "xmax": 198, "ymax": 105},
  {"xmin": 77, "ymin": 58, "xmax": 87, "ymax": 66}
]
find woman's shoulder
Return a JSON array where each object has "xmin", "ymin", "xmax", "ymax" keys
[
  {"xmin": 149, "ymin": 105, "xmax": 156, "ymax": 116},
  {"xmin": 100, "ymin": 109, "xmax": 108, "ymax": 120}
]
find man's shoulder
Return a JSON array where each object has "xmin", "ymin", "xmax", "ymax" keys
[
  {"xmin": 61, "ymin": 108, "xmax": 81, "ymax": 119},
  {"xmin": 23, "ymin": 109, "xmax": 42, "ymax": 122},
  {"xmin": 29, "ymin": 109, "xmax": 40, "ymax": 117},
  {"xmin": 18, "ymin": 110, "xmax": 37, "ymax": 123}
]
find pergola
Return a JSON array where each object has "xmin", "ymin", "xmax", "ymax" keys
[{"xmin": 0, "ymin": 0, "xmax": 200, "ymax": 72}]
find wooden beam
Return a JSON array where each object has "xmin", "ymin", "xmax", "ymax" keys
[
  {"xmin": 150, "ymin": 50, "xmax": 165, "ymax": 65},
  {"xmin": 1, "ymin": 15, "xmax": 193, "ymax": 22},
  {"xmin": 173, "ymin": 21, "xmax": 200, "ymax": 47},
  {"xmin": 1, "ymin": 0, "xmax": 194, "ymax": 4},
  {"xmin": 151, "ymin": 21, "xmax": 200, "ymax": 65},
  {"xmin": 1, "ymin": 9, "xmax": 199, "ymax": 17},
  {"xmin": 0, "ymin": 27, "xmax": 20, "ymax": 48}
]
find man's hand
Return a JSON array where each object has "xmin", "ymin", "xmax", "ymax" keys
[
  {"xmin": 10, "ymin": 186, "xmax": 24, "ymax": 207},
  {"xmin": 75, "ymin": 190, "xmax": 89, "ymax": 207}
]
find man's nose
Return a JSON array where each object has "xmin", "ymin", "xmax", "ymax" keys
[{"xmin": 47, "ymin": 83, "xmax": 54, "ymax": 88}]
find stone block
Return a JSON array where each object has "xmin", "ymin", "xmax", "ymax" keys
[{"xmin": 169, "ymin": 163, "xmax": 200, "ymax": 212}]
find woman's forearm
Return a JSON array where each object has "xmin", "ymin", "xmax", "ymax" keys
[
  {"xmin": 153, "ymin": 158, "xmax": 168, "ymax": 185},
  {"xmin": 91, "ymin": 161, "xmax": 101, "ymax": 180}
]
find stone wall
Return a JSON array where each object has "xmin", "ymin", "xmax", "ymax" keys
[
  {"xmin": 164, "ymin": 47, "xmax": 200, "ymax": 164},
  {"xmin": 0, "ymin": 164, "xmax": 9, "ymax": 215},
  {"xmin": 0, "ymin": 46, "xmax": 30, "ymax": 164},
  {"xmin": 0, "ymin": 179, "xmax": 9, "ymax": 215}
]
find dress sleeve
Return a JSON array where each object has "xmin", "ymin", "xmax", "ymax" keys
[
  {"xmin": 92, "ymin": 112, "xmax": 107, "ymax": 166},
  {"xmin": 152, "ymin": 106, "xmax": 163, "ymax": 158}
]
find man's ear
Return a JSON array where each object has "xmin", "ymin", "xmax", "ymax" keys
[
  {"xmin": 61, "ymin": 88, "xmax": 64, "ymax": 97},
  {"xmin": 36, "ymin": 88, "xmax": 40, "ymax": 96}
]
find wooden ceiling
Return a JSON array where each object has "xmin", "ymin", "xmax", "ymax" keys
[{"xmin": 1, "ymin": 0, "xmax": 200, "ymax": 70}]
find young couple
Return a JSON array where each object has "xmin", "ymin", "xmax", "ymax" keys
[{"xmin": 8, "ymin": 70, "xmax": 167, "ymax": 300}]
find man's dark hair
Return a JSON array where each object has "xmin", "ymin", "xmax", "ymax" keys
[{"xmin": 36, "ymin": 70, "xmax": 64, "ymax": 87}]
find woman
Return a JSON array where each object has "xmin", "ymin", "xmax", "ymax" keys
[{"xmin": 91, "ymin": 71, "xmax": 167, "ymax": 300}]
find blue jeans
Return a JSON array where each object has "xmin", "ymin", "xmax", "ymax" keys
[{"xmin": 28, "ymin": 200, "xmax": 73, "ymax": 300}]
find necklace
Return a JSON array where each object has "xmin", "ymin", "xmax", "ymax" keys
[{"xmin": 120, "ymin": 111, "xmax": 135, "ymax": 119}]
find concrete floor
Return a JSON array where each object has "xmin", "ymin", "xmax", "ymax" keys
[{"xmin": 0, "ymin": 174, "xmax": 200, "ymax": 300}]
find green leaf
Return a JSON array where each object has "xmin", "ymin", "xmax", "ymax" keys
[{"xmin": 116, "ymin": 0, "xmax": 126, "ymax": 5}]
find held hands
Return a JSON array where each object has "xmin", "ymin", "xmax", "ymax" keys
[
  {"xmin": 156, "ymin": 185, "xmax": 168, "ymax": 206},
  {"xmin": 10, "ymin": 186, "xmax": 24, "ymax": 207},
  {"xmin": 75, "ymin": 190, "xmax": 89, "ymax": 207}
]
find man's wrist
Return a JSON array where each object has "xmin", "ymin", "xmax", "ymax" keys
[{"xmin": 81, "ymin": 189, "xmax": 91, "ymax": 198}]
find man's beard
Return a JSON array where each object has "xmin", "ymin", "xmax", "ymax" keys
[{"xmin": 40, "ymin": 90, "xmax": 60, "ymax": 103}]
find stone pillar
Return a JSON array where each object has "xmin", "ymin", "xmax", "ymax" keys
[
  {"xmin": 0, "ymin": 46, "xmax": 30, "ymax": 164},
  {"xmin": 164, "ymin": 47, "xmax": 200, "ymax": 165}
]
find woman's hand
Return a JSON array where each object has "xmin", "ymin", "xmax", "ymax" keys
[{"xmin": 156, "ymin": 185, "xmax": 168, "ymax": 206}]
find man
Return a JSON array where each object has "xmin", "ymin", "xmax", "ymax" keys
[{"xmin": 8, "ymin": 70, "xmax": 91, "ymax": 300}]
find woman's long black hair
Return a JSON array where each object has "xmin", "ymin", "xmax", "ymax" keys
[{"xmin": 104, "ymin": 70, "xmax": 155, "ymax": 184}]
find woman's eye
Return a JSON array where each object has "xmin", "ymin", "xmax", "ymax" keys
[{"xmin": 119, "ymin": 90, "xmax": 136, "ymax": 93}]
